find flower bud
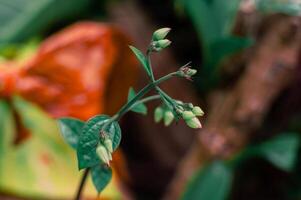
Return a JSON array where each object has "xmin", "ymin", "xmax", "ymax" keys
[
  {"xmin": 151, "ymin": 39, "xmax": 171, "ymax": 52},
  {"xmin": 192, "ymin": 106, "xmax": 204, "ymax": 116},
  {"xmin": 107, "ymin": 150, "xmax": 112, "ymax": 161},
  {"xmin": 154, "ymin": 107, "xmax": 164, "ymax": 123},
  {"xmin": 96, "ymin": 145, "xmax": 110, "ymax": 165},
  {"xmin": 164, "ymin": 110, "xmax": 174, "ymax": 126},
  {"xmin": 182, "ymin": 111, "xmax": 195, "ymax": 120},
  {"xmin": 156, "ymin": 39, "xmax": 171, "ymax": 49},
  {"xmin": 186, "ymin": 69, "xmax": 197, "ymax": 76},
  {"xmin": 185, "ymin": 117, "xmax": 202, "ymax": 129},
  {"xmin": 104, "ymin": 138, "xmax": 113, "ymax": 153},
  {"xmin": 152, "ymin": 28, "xmax": 171, "ymax": 41}
]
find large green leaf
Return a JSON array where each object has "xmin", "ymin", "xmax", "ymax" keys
[
  {"xmin": 91, "ymin": 164, "xmax": 112, "ymax": 193},
  {"xmin": 127, "ymin": 87, "xmax": 147, "ymax": 115},
  {"xmin": 178, "ymin": 0, "xmax": 242, "ymax": 44},
  {"xmin": 77, "ymin": 115, "xmax": 121, "ymax": 169},
  {"xmin": 177, "ymin": 0, "xmax": 252, "ymax": 91},
  {"xmin": 58, "ymin": 118, "xmax": 85, "ymax": 150},
  {"xmin": 0, "ymin": 100, "xmax": 15, "ymax": 178},
  {"xmin": 182, "ymin": 161, "xmax": 233, "ymax": 200},
  {"xmin": 257, "ymin": 133, "xmax": 300, "ymax": 172},
  {"xmin": 0, "ymin": 97, "xmax": 120, "ymax": 199},
  {"xmin": 129, "ymin": 45, "xmax": 152, "ymax": 76},
  {"xmin": 0, "ymin": 0, "xmax": 93, "ymax": 47},
  {"xmin": 12, "ymin": 96, "xmax": 69, "ymax": 154}
]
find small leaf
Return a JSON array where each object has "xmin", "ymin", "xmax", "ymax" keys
[
  {"xmin": 127, "ymin": 87, "xmax": 147, "ymax": 115},
  {"xmin": 77, "ymin": 115, "xmax": 121, "ymax": 169},
  {"xmin": 257, "ymin": 133, "xmax": 300, "ymax": 172},
  {"xmin": 129, "ymin": 46, "xmax": 151, "ymax": 76},
  {"xmin": 58, "ymin": 118, "xmax": 84, "ymax": 149},
  {"xmin": 91, "ymin": 164, "xmax": 112, "ymax": 193},
  {"xmin": 182, "ymin": 161, "xmax": 233, "ymax": 200}
]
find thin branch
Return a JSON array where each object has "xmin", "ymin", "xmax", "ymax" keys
[{"xmin": 75, "ymin": 168, "xmax": 90, "ymax": 200}]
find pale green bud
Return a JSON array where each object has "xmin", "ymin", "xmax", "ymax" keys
[
  {"xmin": 185, "ymin": 117, "xmax": 202, "ymax": 129},
  {"xmin": 151, "ymin": 39, "xmax": 171, "ymax": 52},
  {"xmin": 104, "ymin": 138, "xmax": 113, "ymax": 153},
  {"xmin": 192, "ymin": 106, "xmax": 204, "ymax": 116},
  {"xmin": 182, "ymin": 111, "xmax": 195, "ymax": 120},
  {"xmin": 154, "ymin": 107, "xmax": 164, "ymax": 123},
  {"xmin": 96, "ymin": 145, "xmax": 110, "ymax": 165},
  {"xmin": 186, "ymin": 69, "xmax": 197, "ymax": 76},
  {"xmin": 152, "ymin": 27, "xmax": 171, "ymax": 41},
  {"xmin": 164, "ymin": 111, "xmax": 174, "ymax": 126},
  {"xmin": 188, "ymin": 103, "xmax": 194, "ymax": 109},
  {"xmin": 107, "ymin": 150, "xmax": 112, "ymax": 161},
  {"xmin": 156, "ymin": 39, "xmax": 171, "ymax": 49}
]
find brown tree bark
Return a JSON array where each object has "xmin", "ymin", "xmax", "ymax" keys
[{"xmin": 164, "ymin": 15, "xmax": 301, "ymax": 200}]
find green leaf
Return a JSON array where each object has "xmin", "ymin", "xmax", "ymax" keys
[
  {"xmin": 208, "ymin": 36, "xmax": 253, "ymax": 68},
  {"xmin": 257, "ymin": 133, "xmax": 300, "ymax": 172},
  {"xmin": 179, "ymin": 0, "xmax": 241, "ymax": 44},
  {"xmin": 182, "ymin": 161, "xmax": 233, "ymax": 200},
  {"xmin": 233, "ymin": 133, "xmax": 300, "ymax": 172},
  {"xmin": 91, "ymin": 164, "xmax": 112, "ymax": 193},
  {"xmin": 127, "ymin": 87, "xmax": 147, "ymax": 115},
  {"xmin": 199, "ymin": 36, "xmax": 254, "ymax": 90},
  {"xmin": 58, "ymin": 118, "xmax": 85, "ymax": 150},
  {"xmin": 0, "ymin": 0, "xmax": 93, "ymax": 48},
  {"xmin": 0, "ymin": 98, "xmax": 120, "ymax": 199},
  {"xmin": 129, "ymin": 45, "xmax": 151, "ymax": 76},
  {"xmin": 77, "ymin": 115, "xmax": 121, "ymax": 169},
  {"xmin": 256, "ymin": 0, "xmax": 301, "ymax": 16},
  {"xmin": 12, "ymin": 96, "xmax": 68, "ymax": 153}
]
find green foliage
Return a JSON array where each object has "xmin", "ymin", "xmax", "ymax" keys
[
  {"xmin": 233, "ymin": 133, "xmax": 300, "ymax": 172},
  {"xmin": 255, "ymin": 0, "xmax": 301, "ymax": 15},
  {"xmin": 182, "ymin": 161, "xmax": 233, "ymax": 200},
  {"xmin": 129, "ymin": 45, "xmax": 151, "ymax": 76},
  {"xmin": 0, "ymin": 0, "xmax": 93, "ymax": 48},
  {"xmin": 12, "ymin": 96, "xmax": 68, "ymax": 153},
  {"xmin": 128, "ymin": 87, "xmax": 148, "ymax": 115},
  {"xmin": 183, "ymin": 133, "xmax": 300, "ymax": 200},
  {"xmin": 175, "ymin": 0, "xmax": 253, "ymax": 90},
  {"xmin": 177, "ymin": 0, "xmax": 241, "ymax": 44},
  {"xmin": 77, "ymin": 115, "xmax": 121, "ymax": 169},
  {"xmin": 0, "ymin": 98, "xmax": 101, "ymax": 199},
  {"xmin": 58, "ymin": 118, "xmax": 85, "ymax": 150},
  {"xmin": 256, "ymin": 133, "xmax": 300, "ymax": 171},
  {"xmin": 91, "ymin": 164, "xmax": 112, "ymax": 194}
]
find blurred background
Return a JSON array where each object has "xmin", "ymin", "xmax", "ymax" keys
[{"xmin": 0, "ymin": 0, "xmax": 300, "ymax": 199}]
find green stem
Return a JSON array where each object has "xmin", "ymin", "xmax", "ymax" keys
[
  {"xmin": 102, "ymin": 71, "xmax": 180, "ymax": 130},
  {"xmin": 147, "ymin": 51, "xmax": 156, "ymax": 82},
  {"xmin": 115, "ymin": 71, "xmax": 179, "ymax": 121},
  {"xmin": 129, "ymin": 95, "xmax": 160, "ymax": 110},
  {"xmin": 75, "ymin": 168, "xmax": 89, "ymax": 200},
  {"xmin": 147, "ymin": 51, "xmax": 175, "ymax": 107}
]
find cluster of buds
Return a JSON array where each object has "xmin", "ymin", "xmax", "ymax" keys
[
  {"xmin": 154, "ymin": 101, "xmax": 204, "ymax": 129},
  {"xmin": 149, "ymin": 28, "xmax": 172, "ymax": 52},
  {"xmin": 96, "ymin": 136, "xmax": 113, "ymax": 166},
  {"xmin": 154, "ymin": 106, "xmax": 175, "ymax": 126},
  {"xmin": 181, "ymin": 106, "xmax": 204, "ymax": 129}
]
